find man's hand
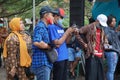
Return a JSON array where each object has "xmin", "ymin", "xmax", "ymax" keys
[
  {"xmin": 74, "ymin": 28, "xmax": 79, "ymax": 35},
  {"xmin": 84, "ymin": 43, "xmax": 88, "ymax": 50},
  {"xmin": 104, "ymin": 44, "xmax": 111, "ymax": 50},
  {"xmin": 66, "ymin": 27, "xmax": 75, "ymax": 35}
]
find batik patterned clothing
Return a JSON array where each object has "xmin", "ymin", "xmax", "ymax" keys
[{"xmin": 4, "ymin": 31, "xmax": 32, "ymax": 80}]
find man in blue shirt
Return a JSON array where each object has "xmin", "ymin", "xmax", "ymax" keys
[
  {"xmin": 31, "ymin": 6, "xmax": 56, "ymax": 80},
  {"xmin": 48, "ymin": 8, "xmax": 74, "ymax": 80}
]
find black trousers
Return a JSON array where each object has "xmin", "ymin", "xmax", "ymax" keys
[
  {"xmin": 53, "ymin": 60, "xmax": 68, "ymax": 80},
  {"xmin": 85, "ymin": 55, "xmax": 105, "ymax": 80},
  {"xmin": 0, "ymin": 48, "xmax": 3, "ymax": 67},
  {"xmin": 115, "ymin": 56, "xmax": 120, "ymax": 75}
]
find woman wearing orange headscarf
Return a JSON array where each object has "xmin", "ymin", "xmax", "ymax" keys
[{"xmin": 3, "ymin": 17, "xmax": 32, "ymax": 80}]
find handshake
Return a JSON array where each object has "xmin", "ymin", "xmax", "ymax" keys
[{"xmin": 65, "ymin": 25, "xmax": 79, "ymax": 36}]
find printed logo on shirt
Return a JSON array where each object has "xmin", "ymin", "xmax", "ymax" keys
[{"xmin": 57, "ymin": 30, "xmax": 64, "ymax": 34}]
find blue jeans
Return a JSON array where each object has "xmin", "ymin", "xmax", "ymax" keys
[
  {"xmin": 68, "ymin": 48, "xmax": 82, "ymax": 61},
  {"xmin": 105, "ymin": 51, "xmax": 118, "ymax": 80},
  {"xmin": 31, "ymin": 66, "xmax": 51, "ymax": 80}
]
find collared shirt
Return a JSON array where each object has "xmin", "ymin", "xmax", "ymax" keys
[
  {"xmin": 48, "ymin": 24, "xmax": 68, "ymax": 61},
  {"xmin": 76, "ymin": 22, "xmax": 108, "ymax": 58},
  {"xmin": 31, "ymin": 21, "xmax": 52, "ymax": 69}
]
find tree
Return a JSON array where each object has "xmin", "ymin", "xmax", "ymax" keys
[
  {"xmin": 85, "ymin": 0, "xmax": 93, "ymax": 24},
  {"xmin": 0, "ymin": 0, "xmax": 92, "ymax": 26},
  {"xmin": 0, "ymin": 0, "xmax": 43, "ymax": 18}
]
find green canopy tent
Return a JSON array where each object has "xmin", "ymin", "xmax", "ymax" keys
[{"xmin": 92, "ymin": 0, "xmax": 120, "ymax": 26}]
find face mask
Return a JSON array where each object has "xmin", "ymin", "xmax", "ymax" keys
[
  {"xmin": 0, "ymin": 23, "xmax": 3, "ymax": 27},
  {"xmin": 57, "ymin": 19, "xmax": 63, "ymax": 27},
  {"xmin": 96, "ymin": 23, "xmax": 103, "ymax": 29},
  {"xmin": 46, "ymin": 18, "xmax": 53, "ymax": 24}
]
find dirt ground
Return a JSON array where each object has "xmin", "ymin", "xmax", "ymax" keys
[
  {"xmin": 0, "ymin": 67, "xmax": 6, "ymax": 80},
  {"xmin": 0, "ymin": 67, "xmax": 85, "ymax": 80}
]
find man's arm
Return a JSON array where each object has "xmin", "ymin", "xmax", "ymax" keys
[
  {"xmin": 75, "ymin": 25, "xmax": 89, "ymax": 49},
  {"xmin": 33, "ymin": 41, "xmax": 51, "ymax": 49},
  {"xmin": 33, "ymin": 25, "xmax": 51, "ymax": 49},
  {"xmin": 65, "ymin": 34, "xmax": 73, "ymax": 44},
  {"xmin": 53, "ymin": 27, "xmax": 74, "ymax": 47}
]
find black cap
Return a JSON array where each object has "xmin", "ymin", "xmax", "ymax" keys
[{"xmin": 39, "ymin": 6, "xmax": 57, "ymax": 16}]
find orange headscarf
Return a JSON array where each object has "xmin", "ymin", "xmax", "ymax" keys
[{"xmin": 3, "ymin": 18, "xmax": 31, "ymax": 67}]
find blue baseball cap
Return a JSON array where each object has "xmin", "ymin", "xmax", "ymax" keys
[{"xmin": 39, "ymin": 6, "xmax": 57, "ymax": 16}]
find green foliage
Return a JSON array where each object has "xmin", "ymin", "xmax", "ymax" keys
[
  {"xmin": 84, "ymin": 16, "xmax": 89, "ymax": 25},
  {"xmin": 0, "ymin": 0, "xmax": 44, "ymax": 18},
  {"xmin": 48, "ymin": 0, "xmax": 70, "ymax": 27},
  {"xmin": 62, "ymin": 17, "xmax": 69, "ymax": 28},
  {"xmin": 0, "ymin": 0, "xmax": 92, "ymax": 26},
  {"xmin": 85, "ymin": 1, "xmax": 93, "ymax": 25}
]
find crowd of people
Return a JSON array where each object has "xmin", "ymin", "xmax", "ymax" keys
[{"xmin": 0, "ymin": 5, "xmax": 120, "ymax": 80}]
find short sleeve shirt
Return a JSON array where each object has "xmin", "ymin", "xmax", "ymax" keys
[
  {"xmin": 31, "ymin": 21, "xmax": 52, "ymax": 69},
  {"xmin": 48, "ymin": 24, "xmax": 68, "ymax": 61}
]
